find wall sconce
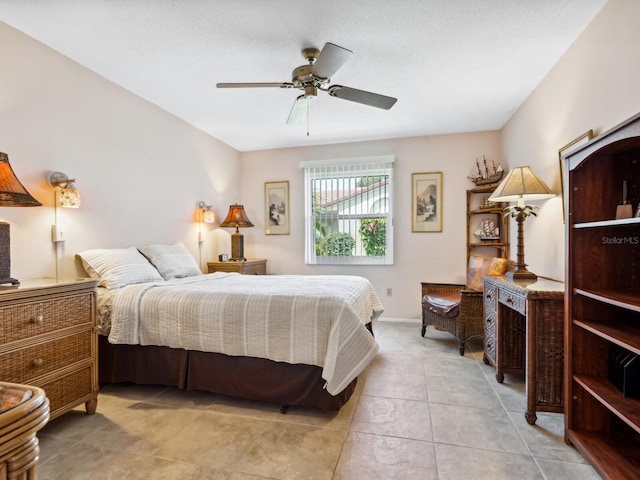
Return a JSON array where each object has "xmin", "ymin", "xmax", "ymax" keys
[
  {"xmin": 198, "ymin": 201, "xmax": 215, "ymax": 223},
  {"xmin": 49, "ymin": 171, "xmax": 81, "ymax": 208},
  {"xmin": 219, "ymin": 204, "xmax": 254, "ymax": 261},
  {"xmin": 197, "ymin": 201, "xmax": 214, "ymax": 244},
  {"xmin": 0, "ymin": 152, "xmax": 42, "ymax": 285}
]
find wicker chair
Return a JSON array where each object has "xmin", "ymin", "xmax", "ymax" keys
[
  {"xmin": 421, "ymin": 283, "xmax": 484, "ymax": 356},
  {"xmin": 421, "ymin": 256, "xmax": 512, "ymax": 355}
]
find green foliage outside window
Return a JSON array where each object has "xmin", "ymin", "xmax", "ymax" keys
[
  {"xmin": 319, "ymin": 232, "xmax": 356, "ymax": 256},
  {"xmin": 359, "ymin": 218, "xmax": 387, "ymax": 256}
]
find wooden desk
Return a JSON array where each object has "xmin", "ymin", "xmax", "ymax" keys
[
  {"xmin": 483, "ymin": 276, "xmax": 564, "ymax": 425},
  {"xmin": 0, "ymin": 382, "xmax": 49, "ymax": 479}
]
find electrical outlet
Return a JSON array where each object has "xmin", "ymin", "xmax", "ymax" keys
[
  {"xmin": 386, "ymin": 287, "xmax": 392, "ymax": 296},
  {"xmin": 51, "ymin": 224, "xmax": 65, "ymax": 243}
]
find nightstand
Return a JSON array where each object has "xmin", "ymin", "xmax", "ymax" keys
[
  {"xmin": 0, "ymin": 278, "xmax": 99, "ymax": 420},
  {"xmin": 207, "ymin": 258, "xmax": 267, "ymax": 275}
]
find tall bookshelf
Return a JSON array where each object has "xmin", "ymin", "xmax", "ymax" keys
[{"xmin": 565, "ymin": 112, "xmax": 640, "ymax": 479}]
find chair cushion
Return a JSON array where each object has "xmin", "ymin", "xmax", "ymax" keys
[
  {"xmin": 466, "ymin": 256, "xmax": 511, "ymax": 291},
  {"xmin": 422, "ymin": 292, "xmax": 461, "ymax": 318}
]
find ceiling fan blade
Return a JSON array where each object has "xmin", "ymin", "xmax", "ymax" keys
[
  {"xmin": 286, "ymin": 95, "xmax": 313, "ymax": 125},
  {"xmin": 312, "ymin": 43, "xmax": 352, "ymax": 80},
  {"xmin": 328, "ymin": 85, "xmax": 397, "ymax": 110},
  {"xmin": 216, "ymin": 82, "xmax": 292, "ymax": 88}
]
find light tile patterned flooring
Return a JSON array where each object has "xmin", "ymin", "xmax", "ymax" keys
[{"xmin": 37, "ymin": 319, "xmax": 601, "ymax": 479}]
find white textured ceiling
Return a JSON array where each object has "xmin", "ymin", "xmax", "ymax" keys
[{"xmin": 0, "ymin": 1, "xmax": 607, "ymax": 152}]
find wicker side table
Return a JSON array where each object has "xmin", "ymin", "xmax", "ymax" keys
[
  {"xmin": 0, "ymin": 382, "xmax": 49, "ymax": 480},
  {"xmin": 483, "ymin": 276, "xmax": 565, "ymax": 425}
]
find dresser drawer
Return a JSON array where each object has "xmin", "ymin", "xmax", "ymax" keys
[
  {"xmin": 0, "ymin": 330, "xmax": 93, "ymax": 383},
  {"xmin": 499, "ymin": 289, "xmax": 526, "ymax": 315},
  {"xmin": 0, "ymin": 292, "xmax": 93, "ymax": 345},
  {"xmin": 37, "ymin": 364, "xmax": 95, "ymax": 417}
]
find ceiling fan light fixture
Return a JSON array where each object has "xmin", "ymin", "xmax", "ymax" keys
[{"xmin": 217, "ymin": 42, "xmax": 397, "ymax": 126}]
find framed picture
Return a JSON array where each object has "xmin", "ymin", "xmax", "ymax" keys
[
  {"xmin": 412, "ymin": 172, "xmax": 443, "ymax": 232},
  {"xmin": 559, "ymin": 130, "xmax": 593, "ymax": 222},
  {"xmin": 265, "ymin": 181, "xmax": 290, "ymax": 235}
]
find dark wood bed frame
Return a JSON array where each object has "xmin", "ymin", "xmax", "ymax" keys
[{"xmin": 98, "ymin": 334, "xmax": 360, "ymax": 411}]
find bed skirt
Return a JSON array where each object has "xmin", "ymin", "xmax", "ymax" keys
[{"xmin": 98, "ymin": 335, "xmax": 357, "ymax": 410}]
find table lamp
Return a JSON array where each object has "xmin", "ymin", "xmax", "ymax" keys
[
  {"xmin": 488, "ymin": 166, "xmax": 555, "ymax": 280},
  {"xmin": 219, "ymin": 204, "xmax": 254, "ymax": 261},
  {"xmin": 0, "ymin": 152, "xmax": 42, "ymax": 285}
]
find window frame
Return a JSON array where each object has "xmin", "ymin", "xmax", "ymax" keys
[{"xmin": 300, "ymin": 155, "xmax": 394, "ymax": 266}]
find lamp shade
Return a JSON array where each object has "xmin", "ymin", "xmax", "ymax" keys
[
  {"xmin": 59, "ymin": 184, "xmax": 81, "ymax": 208},
  {"xmin": 219, "ymin": 204, "xmax": 254, "ymax": 229},
  {"xmin": 0, "ymin": 152, "xmax": 42, "ymax": 206},
  {"xmin": 49, "ymin": 171, "xmax": 81, "ymax": 208},
  {"xmin": 488, "ymin": 166, "xmax": 555, "ymax": 204},
  {"xmin": 203, "ymin": 209, "xmax": 215, "ymax": 223}
]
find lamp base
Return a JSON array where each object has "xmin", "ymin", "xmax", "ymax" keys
[
  {"xmin": 0, "ymin": 277, "xmax": 20, "ymax": 286},
  {"xmin": 505, "ymin": 267, "xmax": 537, "ymax": 281},
  {"xmin": 229, "ymin": 231, "xmax": 246, "ymax": 262}
]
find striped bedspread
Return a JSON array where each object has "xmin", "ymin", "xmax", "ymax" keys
[{"xmin": 108, "ymin": 273, "xmax": 383, "ymax": 394}]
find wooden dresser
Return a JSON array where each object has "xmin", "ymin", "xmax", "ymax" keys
[
  {"xmin": 483, "ymin": 275, "xmax": 564, "ymax": 425},
  {"xmin": 0, "ymin": 278, "xmax": 99, "ymax": 421},
  {"xmin": 207, "ymin": 258, "xmax": 267, "ymax": 275}
]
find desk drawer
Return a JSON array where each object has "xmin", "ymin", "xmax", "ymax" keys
[
  {"xmin": 0, "ymin": 293, "xmax": 93, "ymax": 344},
  {"xmin": 484, "ymin": 334, "xmax": 497, "ymax": 365},
  {"xmin": 499, "ymin": 289, "xmax": 526, "ymax": 315},
  {"xmin": 483, "ymin": 283, "xmax": 498, "ymax": 312},
  {"xmin": 0, "ymin": 330, "xmax": 92, "ymax": 383},
  {"xmin": 484, "ymin": 310, "xmax": 497, "ymax": 337}
]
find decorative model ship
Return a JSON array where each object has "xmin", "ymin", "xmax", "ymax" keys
[
  {"xmin": 474, "ymin": 219, "xmax": 500, "ymax": 241},
  {"xmin": 479, "ymin": 195, "xmax": 497, "ymax": 209},
  {"xmin": 468, "ymin": 155, "xmax": 504, "ymax": 186}
]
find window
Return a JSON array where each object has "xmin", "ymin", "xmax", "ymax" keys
[{"xmin": 300, "ymin": 156, "xmax": 394, "ymax": 265}]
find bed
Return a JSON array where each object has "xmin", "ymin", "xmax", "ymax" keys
[{"xmin": 79, "ymin": 244, "xmax": 383, "ymax": 411}]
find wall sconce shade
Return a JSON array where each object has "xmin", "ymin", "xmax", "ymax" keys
[
  {"xmin": 49, "ymin": 171, "xmax": 81, "ymax": 208},
  {"xmin": 198, "ymin": 201, "xmax": 215, "ymax": 223},
  {"xmin": 219, "ymin": 204, "xmax": 254, "ymax": 261},
  {"xmin": 488, "ymin": 166, "xmax": 555, "ymax": 280},
  {"xmin": 0, "ymin": 152, "xmax": 42, "ymax": 285}
]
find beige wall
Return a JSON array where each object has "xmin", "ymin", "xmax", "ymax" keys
[
  {"xmin": 501, "ymin": 0, "xmax": 640, "ymax": 281},
  {"xmin": 2, "ymin": 0, "xmax": 639, "ymax": 319},
  {"xmin": 240, "ymin": 132, "xmax": 501, "ymax": 319},
  {"xmin": 0, "ymin": 22, "xmax": 241, "ymax": 280},
  {"xmin": 241, "ymin": 0, "xmax": 640, "ymax": 317}
]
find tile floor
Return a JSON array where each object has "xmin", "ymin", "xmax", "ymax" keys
[{"xmin": 36, "ymin": 319, "xmax": 601, "ymax": 479}]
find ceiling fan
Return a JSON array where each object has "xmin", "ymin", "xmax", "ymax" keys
[{"xmin": 217, "ymin": 42, "xmax": 397, "ymax": 125}]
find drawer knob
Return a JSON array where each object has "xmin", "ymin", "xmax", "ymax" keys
[
  {"xmin": 31, "ymin": 357, "xmax": 44, "ymax": 368},
  {"xmin": 31, "ymin": 315, "xmax": 44, "ymax": 325}
]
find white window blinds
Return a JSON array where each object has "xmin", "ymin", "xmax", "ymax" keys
[{"xmin": 300, "ymin": 156, "xmax": 394, "ymax": 265}]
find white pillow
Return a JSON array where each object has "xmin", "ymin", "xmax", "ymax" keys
[
  {"xmin": 77, "ymin": 247, "xmax": 164, "ymax": 289},
  {"xmin": 138, "ymin": 242, "xmax": 201, "ymax": 280}
]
